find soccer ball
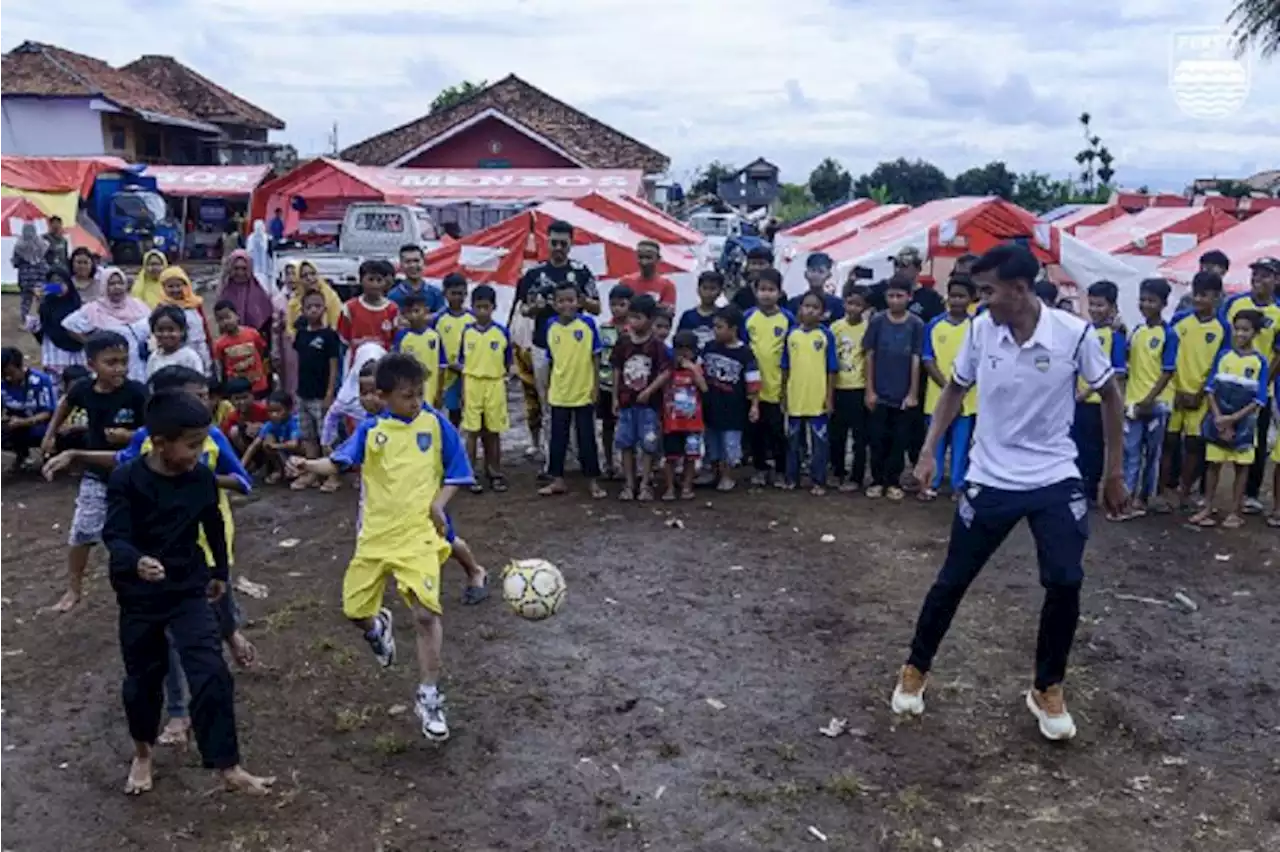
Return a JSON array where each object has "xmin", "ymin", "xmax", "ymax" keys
[{"xmin": 501, "ymin": 558, "xmax": 566, "ymax": 621}]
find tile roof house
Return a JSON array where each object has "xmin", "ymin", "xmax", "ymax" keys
[
  {"xmin": 340, "ymin": 74, "xmax": 669, "ymax": 175},
  {"xmin": 1, "ymin": 41, "xmax": 284, "ymax": 165}
]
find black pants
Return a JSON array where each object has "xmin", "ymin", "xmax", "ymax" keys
[
  {"xmin": 1, "ymin": 424, "xmax": 43, "ymax": 462},
  {"xmin": 868, "ymin": 404, "xmax": 914, "ymax": 487},
  {"xmin": 1071, "ymin": 402, "xmax": 1104, "ymax": 501},
  {"xmin": 831, "ymin": 389, "xmax": 868, "ymax": 483},
  {"xmin": 548, "ymin": 405, "xmax": 600, "ymax": 478},
  {"xmin": 1246, "ymin": 406, "xmax": 1271, "ymax": 500},
  {"xmin": 119, "ymin": 594, "xmax": 239, "ymax": 768},
  {"xmin": 907, "ymin": 480, "xmax": 1087, "ymax": 691},
  {"xmin": 749, "ymin": 401, "xmax": 787, "ymax": 473}
]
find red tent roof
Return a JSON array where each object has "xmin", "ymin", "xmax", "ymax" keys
[
  {"xmin": 573, "ymin": 192, "xmax": 702, "ymax": 245},
  {"xmin": 1051, "ymin": 203, "xmax": 1128, "ymax": 235},
  {"xmin": 794, "ymin": 204, "xmax": 910, "ymax": 254},
  {"xmin": 781, "ymin": 198, "xmax": 878, "ymax": 238},
  {"xmin": 824, "ymin": 197, "xmax": 1019, "ymax": 264},
  {"xmin": 0, "ymin": 194, "xmax": 109, "ymax": 256},
  {"xmin": 1078, "ymin": 206, "xmax": 1238, "ymax": 255},
  {"xmin": 148, "ymin": 164, "xmax": 271, "ymax": 198},
  {"xmin": 1158, "ymin": 208, "xmax": 1280, "ymax": 291},
  {"xmin": 249, "ymin": 158, "xmax": 402, "ymax": 232},
  {"xmin": 1, "ymin": 155, "xmax": 131, "ymax": 196}
]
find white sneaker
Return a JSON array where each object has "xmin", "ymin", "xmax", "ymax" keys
[
  {"xmin": 415, "ymin": 687, "xmax": 449, "ymax": 742},
  {"xmin": 1026, "ymin": 686, "xmax": 1077, "ymax": 741},
  {"xmin": 1242, "ymin": 497, "xmax": 1264, "ymax": 515},
  {"xmin": 364, "ymin": 607, "xmax": 396, "ymax": 668},
  {"xmin": 890, "ymin": 665, "xmax": 927, "ymax": 716}
]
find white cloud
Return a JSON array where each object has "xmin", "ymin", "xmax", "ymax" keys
[{"xmin": 3, "ymin": 0, "xmax": 1277, "ymax": 190}]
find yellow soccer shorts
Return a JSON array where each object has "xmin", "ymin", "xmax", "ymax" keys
[
  {"xmin": 1205, "ymin": 442, "xmax": 1253, "ymax": 465},
  {"xmin": 1168, "ymin": 401, "xmax": 1208, "ymax": 437},
  {"xmin": 342, "ymin": 537, "xmax": 452, "ymax": 620},
  {"xmin": 462, "ymin": 376, "xmax": 510, "ymax": 433}
]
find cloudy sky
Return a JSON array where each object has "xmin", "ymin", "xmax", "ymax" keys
[{"xmin": 4, "ymin": 0, "xmax": 1277, "ymax": 190}]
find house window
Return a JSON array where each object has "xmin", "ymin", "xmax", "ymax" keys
[
  {"xmin": 108, "ymin": 124, "xmax": 127, "ymax": 151},
  {"xmin": 141, "ymin": 132, "xmax": 162, "ymax": 158}
]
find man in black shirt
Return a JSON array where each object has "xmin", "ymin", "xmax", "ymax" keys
[
  {"xmin": 867, "ymin": 247, "xmax": 947, "ymax": 323},
  {"xmin": 512, "ymin": 220, "xmax": 600, "ymax": 467},
  {"xmin": 728, "ymin": 245, "xmax": 780, "ymax": 311},
  {"xmin": 103, "ymin": 389, "xmax": 273, "ymax": 796}
]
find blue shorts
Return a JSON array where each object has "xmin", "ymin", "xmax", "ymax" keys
[
  {"xmin": 443, "ymin": 381, "xmax": 462, "ymax": 412},
  {"xmin": 615, "ymin": 407, "xmax": 661, "ymax": 454},
  {"xmin": 704, "ymin": 429, "xmax": 743, "ymax": 465},
  {"xmin": 443, "ymin": 512, "xmax": 456, "ymax": 544}
]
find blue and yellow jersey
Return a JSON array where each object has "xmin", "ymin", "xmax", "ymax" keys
[
  {"xmin": 1170, "ymin": 311, "xmax": 1229, "ymax": 396},
  {"xmin": 1078, "ymin": 323, "xmax": 1127, "ymax": 403},
  {"xmin": 780, "ymin": 325, "xmax": 838, "ymax": 417},
  {"xmin": 1222, "ymin": 293, "xmax": 1280, "ymax": 372},
  {"xmin": 544, "ymin": 314, "xmax": 603, "ymax": 407},
  {"xmin": 744, "ymin": 307, "xmax": 796, "ymax": 404},
  {"xmin": 1125, "ymin": 321, "xmax": 1179, "ymax": 408},
  {"xmin": 829, "ymin": 317, "xmax": 868, "ymax": 391},
  {"xmin": 331, "ymin": 405, "xmax": 473, "ymax": 559},
  {"xmin": 117, "ymin": 425, "xmax": 249, "ymax": 564},
  {"xmin": 394, "ymin": 326, "xmax": 447, "ymax": 405},
  {"xmin": 1206, "ymin": 348, "xmax": 1270, "ymax": 412},
  {"xmin": 431, "ymin": 310, "xmax": 476, "ymax": 389},
  {"xmin": 460, "ymin": 322, "xmax": 512, "ymax": 380},
  {"xmin": 922, "ymin": 315, "xmax": 976, "ymax": 416}
]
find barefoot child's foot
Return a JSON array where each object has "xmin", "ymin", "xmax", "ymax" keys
[
  {"xmin": 588, "ymin": 480, "xmax": 607, "ymax": 499},
  {"xmin": 157, "ymin": 717, "xmax": 191, "ymax": 747},
  {"xmin": 221, "ymin": 765, "xmax": 275, "ymax": 795},
  {"xmin": 52, "ymin": 588, "xmax": 80, "ymax": 613},
  {"xmin": 125, "ymin": 750, "xmax": 153, "ymax": 795}
]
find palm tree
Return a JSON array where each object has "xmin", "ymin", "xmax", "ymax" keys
[{"xmin": 1228, "ymin": 0, "xmax": 1280, "ymax": 57}]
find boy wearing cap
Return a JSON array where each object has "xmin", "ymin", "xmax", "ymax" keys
[
  {"xmin": 788, "ymin": 253, "xmax": 844, "ymax": 325},
  {"xmin": 1222, "ymin": 256, "xmax": 1280, "ymax": 512}
]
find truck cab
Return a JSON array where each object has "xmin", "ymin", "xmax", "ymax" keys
[{"xmin": 87, "ymin": 174, "xmax": 180, "ymax": 264}]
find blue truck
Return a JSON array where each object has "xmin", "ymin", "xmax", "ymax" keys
[{"xmin": 86, "ymin": 172, "xmax": 181, "ymax": 264}]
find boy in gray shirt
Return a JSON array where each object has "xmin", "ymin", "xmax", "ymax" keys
[{"xmin": 863, "ymin": 277, "xmax": 924, "ymax": 499}]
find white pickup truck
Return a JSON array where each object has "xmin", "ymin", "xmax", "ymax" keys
[{"xmin": 276, "ymin": 202, "xmax": 441, "ymax": 298}]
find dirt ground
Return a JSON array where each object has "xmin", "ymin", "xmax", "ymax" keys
[{"xmin": 3, "ymin": 292, "xmax": 1279, "ymax": 852}]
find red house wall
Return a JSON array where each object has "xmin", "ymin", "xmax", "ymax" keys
[{"xmin": 401, "ymin": 117, "xmax": 578, "ymax": 169}]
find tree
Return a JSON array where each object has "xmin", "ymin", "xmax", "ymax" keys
[
  {"xmin": 952, "ymin": 161, "xmax": 1017, "ymax": 199},
  {"xmin": 271, "ymin": 144, "xmax": 299, "ymax": 176},
  {"xmin": 853, "ymin": 158, "xmax": 951, "ymax": 206},
  {"xmin": 1010, "ymin": 171, "xmax": 1073, "ymax": 213},
  {"xmin": 1074, "ymin": 112, "xmax": 1116, "ymax": 196},
  {"xmin": 690, "ymin": 161, "xmax": 737, "ymax": 197},
  {"xmin": 774, "ymin": 182, "xmax": 820, "ymax": 224},
  {"xmin": 430, "ymin": 80, "xmax": 488, "ymax": 114},
  {"xmin": 1228, "ymin": 0, "xmax": 1280, "ymax": 57},
  {"xmin": 807, "ymin": 157, "xmax": 853, "ymax": 206}
]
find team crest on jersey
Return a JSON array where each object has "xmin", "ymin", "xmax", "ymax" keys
[
  {"xmin": 773, "ymin": 326, "xmax": 784, "ymax": 338},
  {"xmin": 1245, "ymin": 367, "xmax": 1256, "ymax": 379},
  {"xmin": 1034, "ymin": 354, "xmax": 1051, "ymax": 372},
  {"xmin": 417, "ymin": 432, "xmax": 433, "ymax": 452},
  {"xmin": 1149, "ymin": 337, "xmax": 1160, "ymax": 349},
  {"xmin": 812, "ymin": 338, "xmax": 823, "ymax": 351},
  {"xmin": 1206, "ymin": 332, "xmax": 1216, "ymax": 343},
  {"xmin": 374, "ymin": 432, "xmax": 389, "ymax": 447},
  {"xmin": 573, "ymin": 329, "xmax": 584, "ymax": 341},
  {"xmin": 490, "ymin": 340, "xmax": 500, "ymax": 350}
]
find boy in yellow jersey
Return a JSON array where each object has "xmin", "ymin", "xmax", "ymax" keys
[
  {"xmin": 393, "ymin": 292, "xmax": 446, "ymax": 409},
  {"xmin": 290, "ymin": 354, "xmax": 473, "ymax": 741},
  {"xmin": 921, "ymin": 277, "xmax": 977, "ymax": 500},
  {"xmin": 539, "ymin": 280, "xmax": 606, "ymax": 499},
  {"xmin": 743, "ymin": 268, "xmax": 795, "ymax": 487},
  {"xmin": 1220, "ymin": 256, "xmax": 1280, "ymax": 513},
  {"xmin": 830, "ymin": 284, "xmax": 869, "ymax": 491},
  {"xmin": 1191, "ymin": 310, "xmax": 1270, "ymax": 529},
  {"xmin": 1160, "ymin": 271, "xmax": 1228, "ymax": 511},
  {"xmin": 781, "ymin": 291, "xmax": 838, "ymax": 494},
  {"xmin": 1120, "ymin": 279, "xmax": 1178, "ymax": 518},
  {"xmin": 432, "ymin": 273, "xmax": 475, "ymax": 428},
  {"xmin": 459, "ymin": 284, "xmax": 512, "ymax": 493},
  {"xmin": 1073, "ymin": 280, "xmax": 1127, "ymax": 507}
]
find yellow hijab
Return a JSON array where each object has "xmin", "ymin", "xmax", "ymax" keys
[
  {"xmin": 134, "ymin": 249, "xmax": 169, "ymax": 308},
  {"xmin": 286, "ymin": 261, "xmax": 342, "ymax": 336},
  {"xmin": 157, "ymin": 266, "xmax": 204, "ymax": 310}
]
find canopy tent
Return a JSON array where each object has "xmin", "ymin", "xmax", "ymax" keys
[
  {"xmin": 824, "ymin": 196, "xmax": 1151, "ymax": 326},
  {"xmin": 573, "ymin": 192, "xmax": 703, "ymax": 245},
  {"xmin": 1, "ymin": 195, "xmax": 109, "ymax": 287},
  {"xmin": 1051, "ymin": 203, "xmax": 1128, "ymax": 236},
  {"xmin": 0, "ymin": 155, "xmax": 132, "ymax": 196},
  {"xmin": 779, "ymin": 204, "xmax": 910, "ymax": 291},
  {"xmin": 1158, "ymin": 208, "xmax": 1280, "ymax": 293},
  {"xmin": 1078, "ymin": 206, "xmax": 1238, "ymax": 274},
  {"xmin": 147, "ymin": 165, "xmax": 272, "ymax": 198},
  {"xmin": 249, "ymin": 158, "xmax": 407, "ymax": 237},
  {"xmin": 780, "ymin": 198, "xmax": 878, "ymax": 238}
]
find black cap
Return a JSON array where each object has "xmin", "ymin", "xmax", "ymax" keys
[{"xmin": 1249, "ymin": 256, "xmax": 1280, "ymax": 275}]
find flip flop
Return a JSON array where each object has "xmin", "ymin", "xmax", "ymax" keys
[
  {"xmin": 1187, "ymin": 510, "xmax": 1217, "ymax": 528},
  {"xmin": 1221, "ymin": 514, "xmax": 1245, "ymax": 529},
  {"xmin": 470, "ymin": 483, "xmax": 485, "ymax": 495},
  {"xmin": 1266, "ymin": 516, "xmax": 1280, "ymax": 528},
  {"xmin": 461, "ymin": 577, "xmax": 490, "ymax": 605},
  {"xmin": 489, "ymin": 475, "xmax": 509, "ymax": 493}
]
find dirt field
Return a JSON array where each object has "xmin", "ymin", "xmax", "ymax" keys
[{"xmin": 2, "ymin": 291, "xmax": 1279, "ymax": 851}]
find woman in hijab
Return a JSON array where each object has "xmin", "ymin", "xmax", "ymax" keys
[
  {"xmin": 28, "ymin": 268, "xmax": 85, "ymax": 377},
  {"xmin": 285, "ymin": 260, "xmax": 342, "ymax": 332},
  {"xmin": 246, "ymin": 219, "xmax": 273, "ymax": 284},
  {"xmin": 62, "ymin": 266, "xmax": 152, "ymax": 382},
  {"xmin": 133, "ymin": 249, "xmax": 169, "ymax": 308},
  {"xmin": 157, "ymin": 265, "xmax": 213, "ymax": 371},
  {"xmin": 12, "ymin": 222, "xmax": 49, "ymax": 323},
  {"xmin": 317, "ymin": 341, "xmax": 385, "ymax": 491},
  {"xmin": 216, "ymin": 249, "xmax": 277, "ymax": 340},
  {"xmin": 69, "ymin": 247, "xmax": 104, "ymax": 303}
]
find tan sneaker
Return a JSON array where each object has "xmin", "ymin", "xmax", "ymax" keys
[
  {"xmin": 1026, "ymin": 684, "xmax": 1077, "ymax": 741},
  {"xmin": 890, "ymin": 665, "xmax": 927, "ymax": 716}
]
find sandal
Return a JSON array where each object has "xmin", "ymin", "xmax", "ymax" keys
[
  {"xmin": 1221, "ymin": 513, "xmax": 1245, "ymax": 529},
  {"xmin": 461, "ymin": 577, "xmax": 490, "ymax": 605},
  {"xmin": 838, "ymin": 479, "xmax": 860, "ymax": 493},
  {"xmin": 618, "ymin": 486, "xmax": 635, "ymax": 502},
  {"xmin": 489, "ymin": 475, "xmax": 509, "ymax": 493},
  {"xmin": 716, "ymin": 478, "xmax": 736, "ymax": 492},
  {"xmin": 661, "ymin": 489, "xmax": 676, "ymax": 502},
  {"xmin": 1187, "ymin": 509, "xmax": 1217, "ymax": 528},
  {"xmin": 886, "ymin": 486, "xmax": 905, "ymax": 501},
  {"xmin": 810, "ymin": 485, "xmax": 826, "ymax": 497},
  {"xmin": 917, "ymin": 488, "xmax": 938, "ymax": 502},
  {"xmin": 680, "ymin": 487, "xmax": 696, "ymax": 500},
  {"xmin": 538, "ymin": 482, "xmax": 567, "ymax": 497},
  {"xmin": 589, "ymin": 483, "xmax": 608, "ymax": 500},
  {"xmin": 637, "ymin": 486, "xmax": 654, "ymax": 502},
  {"xmin": 865, "ymin": 485, "xmax": 884, "ymax": 499},
  {"xmin": 470, "ymin": 483, "xmax": 485, "ymax": 495},
  {"xmin": 1266, "ymin": 515, "xmax": 1280, "ymax": 528}
]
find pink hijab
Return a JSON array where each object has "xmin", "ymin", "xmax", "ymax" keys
[
  {"xmin": 217, "ymin": 249, "xmax": 275, "ymax": 331},
  {"xmin": 82, "ymin": 266, "xmax": 150, "ymax": 326}
]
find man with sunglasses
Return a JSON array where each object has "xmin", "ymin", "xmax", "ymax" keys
[{"xmin": 512, "ymin": 220, "xmax": 601, "ymax": 468}]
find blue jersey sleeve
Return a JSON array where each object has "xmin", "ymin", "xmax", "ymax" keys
[
  {"xmin": 115, "ymin": 427, "xmax": 148, "ymax": 465},
  {"xmin": 584, "ymin": 315, "xmax": 603, "ymax": 354},
  {"xmin": 1111, "ymin": 328, "xmax": 1128, "ymax": 374},
  {"xmin": 392, "ymin": 328, "xmax": 408, "ymax": 352},
  {"xmin": 433, "ymin": 409, "xmax": 475, "ymax": 486},
  {"xmin": 426, "ymin": 286, "xmax": 445, "ymax": 313},
  {"xmin": 209, "ymin": 426, "xmax": 253, "ymax": 493},
  {"xmin": 823, "ymin": 327, "xmax": 839, "ymax": 372},
  {"xmin": 500, "ymin": 323, "xmax": 513, "ymax": 369},
  {"xmin": 1161, "ymin": 326, "xmax": 1179, "ymax": 373},
  {"xmin": 1204, "ymin": 348, "xmax": 1227, "ymax": 393},
  {"xmin": 1254, "ymin": 358, "xmax": 1270, "ymax": 407},
  {"xmin": 331, "ymin": 416, "xmax": 378, "ymax": 469},
  {"xmin": 781, "ymin": 308, "xmax": 798, "ymax": 330},
  {"xmin": 35, "ymin": 372, "xmax": 59, "ymax": 413},
  {"xmin": 922, "ymin": 316, "xmax": 942, "ymax": 361}
]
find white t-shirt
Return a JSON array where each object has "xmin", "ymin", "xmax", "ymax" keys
[
  {"xmin": 146, "ymin": 345, "xmax": 206, "ymax": 379},
  {"xmin": 954, "ymin": 306, "xmax": 1113, "ymax": 491}
]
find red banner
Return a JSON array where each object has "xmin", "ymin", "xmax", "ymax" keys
[
  {"xmin": 363, "ymin": 168, "xmax": 643, "ymax": 200},
  {"xmin": 148, "ymin": 165, "xmax": 272, "ymax": 198}
]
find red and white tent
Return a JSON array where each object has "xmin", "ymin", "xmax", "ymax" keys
[
  {"xmin": 574, "ymin": 192, "xmax": 702, "ymax": 246},
  {"xmin": 2, "ymin": 195, "xmax": 109, "ymax": 286},
  {"xmin": 148, "ymin": 165, "xmax": 272, "ymax": 199},
  {"xmin": 780, "ymin": 198, "xmax": 879, "ymax": 238},
  {"xmin": 1079, "ymin": 206, "xmax": 1238, "ymax": 272},
  {"xmin": 779, "ymin": 204, "xmax": 910, "ymax": 291},
  {"xmin": 1052, "ymin": 203, "xmax": 1128, "ymax": 236},
  {"xmin": 1158, "ymin": 208, "xmax": 1280, "ymax": 293}
]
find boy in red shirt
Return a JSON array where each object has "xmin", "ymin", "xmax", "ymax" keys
[
  {"xmin": 662, "ymin": 329, "xmax": 708, "ymax": 501},
  {"xmin": 212, "ymin": 300, "xmax": 269, "ymax": 396},
  {"xmin": 218, "ymin": 377, "xmax": 270, "ymax": 454},
  {"xmin": 338, "ymin": 260, "xmax": 398, "ymax": 362}
]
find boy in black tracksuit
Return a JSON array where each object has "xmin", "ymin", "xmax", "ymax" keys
[{"xmin": 103, "ymin": 389, "xmax": 273, "ymax": 796}]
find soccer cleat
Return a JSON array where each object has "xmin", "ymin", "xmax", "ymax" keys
[
  {"xmin": 365, "ymin": 607, "xmax": 396, "ymax": 668},
  {"xmin": 1026, "ymin": 685, "xmax": 1077, "ymax": 741},
  {"xmin": 415, "ymin": 688, "xmax": 449, "ymax": 742},
  {"xmin": 890, "ymin": 665, "xmax": 927, "ymax": 716}
]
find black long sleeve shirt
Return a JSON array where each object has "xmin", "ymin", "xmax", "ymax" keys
[{"xmin": 103, "ymin": 457, "xmax": 230, "ymax": 605}]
